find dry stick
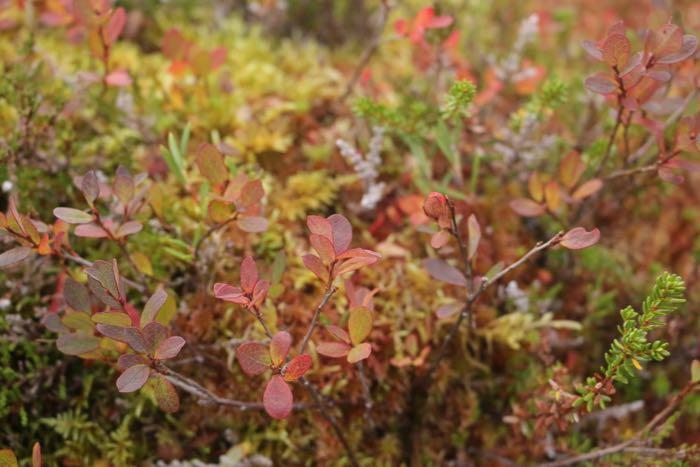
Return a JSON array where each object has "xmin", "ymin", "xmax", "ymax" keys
[
  {"xmin": 594, "ymin": 105, "xmax": 624, "ymax": 177},
  {"xmin": 340, "ymin": 0, "xmax": 391, "ymax": 101},
  {"xmin": 299, "ymin": 285, "xmax": 337, "ymax": 354},
  {"xmin": 357, "ymin": 361, "xmax": 374, "ymax": 426},
  {"xmin": 539, "ymin": 380, "xmax": 699, "ymax": 467},
  {"xmin": 627, "ymin": 88, "xmax": 698, "ymax": 165},
  {"xmin": 61, "ymin": 252, "xmax": 146, "ymax": 293},
  {"xmin": 192, "ymin": 214, "xmax": 239, "ymax": 267}
]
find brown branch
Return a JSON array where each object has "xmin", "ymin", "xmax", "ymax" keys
[
  {"xmin": 299, "ymin": 285, "xmax": 337, "ymax": 354},
  {"xmin": 192, "ymin": 214, "xmax": 239, "ymax": 267},
  {"xmin": 340, "ymin": 0, "xmax": 391, "ymax": 101},
  {"xmin": 539, "ymin": 380, "xmax": 699, "ymax": 467},
  {"xmin": 357, "ymin": 361, "xmax": 374, "ymax": 425}
]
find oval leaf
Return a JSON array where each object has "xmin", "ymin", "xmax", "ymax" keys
[
  {"xmin": 116, "ymin": 364, "xmax": 150, "ymax": 392},
  {"xmin": 263, "ymin": 375, "xmax": 293, "ymax": 419},
  {"xmin": 423, "ymin": 258, "xmax": 467, "ymax": 287},
  {"xmin": 236, "ymin": 342, "xmax": 271, "ymax": 376},
  {"xmin": 155, "ymin": 336, "xmax": 186, "ymax": 360},
  {"xmin": 53, "ymin": 207, "xmax": 94, "ymax": 224},
  {"xmin": 347, "ymin": 342, "xmax": 372, "ymax": 363},
  {"xmin": 284, "ymin": 354, "xmax": 312, "ymax": 381},
  {"xmin": 0, "ymin": 246, "xmax": 31, "ymax": 268},
  {"xmin": 560, "ymin": 227, "xmax": 601, "ymax": 250},
  {"xmin": 348, "ymin": 307, "xmax": 373, "ymax": 345}
]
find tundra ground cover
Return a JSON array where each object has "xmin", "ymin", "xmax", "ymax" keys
[{"xmin": 1, "ymin": 0, "xmax": 699, "ymax": 465}]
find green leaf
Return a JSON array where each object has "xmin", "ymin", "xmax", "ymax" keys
[
  {"xmin": 53, "ymin": 207, "xmax": 94, "ymax": 224},
  {"xmin": 151, "ymin": 374, "xmax": 179, "ymax": 413},
  {"xmin": 62, "ymin": 311, "xmax": 95, "ymax": 331},
  {"xmin": 56, "ymin": 333, "xmax": 100, "ymax": 356},
  {"xmin": 348, "ymin": 307, "xmax": 372, "ymax": 345},
  {"xmin": 91, "ymin": 311, "xmax": 131, "ymax": 327},
  {"xmin": 692, "ymin": 360, "xmax": 700, "ymax": 383}
]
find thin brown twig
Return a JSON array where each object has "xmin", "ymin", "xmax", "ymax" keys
[
  {"xmin": 357, "ymin": 361, "xmax": 374, "ymax": 425},
  {"xmin": 340, "ymin": 0, "xmax": 391, "ymax": 101},
  {"xmin": 299, "ymin": 285, "xmax": 337, "ymax": 354},
  {"xmin": 192, "ymin": 214, "xmax": 239, "ymax": 267},
  {"xmin": 539, "ymin": 380, "xmax": 699, "ymax": 467}
]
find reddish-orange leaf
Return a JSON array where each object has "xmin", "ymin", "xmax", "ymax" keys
[
  {"xmin": 240, "ymin": 256, "xmax": 258, "ymax": 294},
  {"xmin": 572, "ymin": 179, "xmax": 603, "ymax": 201},
  {"xmin": 326, "ymin": 325, "xmax": 351, "ymax": 344},
  {"xmin": 269, "ymin": 331, "xmax": 292, "ymax": 366},
  {"xmin": 263, "ymin": 375, "xmax": 293, "ymax": 419},
  {"xmin": 328, "ymin": 214, "xmax": 352, "ymax": 254},
  {"xmin": 236, "ymin": 342, "xmax": 270, "ymax": 376},
  {"xmin": 310, "ymin": 233, "xmax": 336, "ymax": 263},
  {"xmin": 317, "ymin": 341, "xmax": 351, "ymax": 358},
  {"xmin": 510, "ymin": 198, "xmax": 545, "ymax": 217},
  {"xmin": 302, "ymin": 254, "xmax": 328, "ymax": 282},
  {"xmin": 284, "ymin": 354, "xmax": 312, "ymax": 381},
  {"xmin": 306, "ymin": 215, "xmax": 333, "ymax": 241},
  {"xmin": 560, "ymin": 227, "xmax": 601, "ymax": 250}
]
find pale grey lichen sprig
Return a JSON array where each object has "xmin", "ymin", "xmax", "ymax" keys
[{"xmin": 336, "ymin": 126, "xmax": 386, "ymax": 212}]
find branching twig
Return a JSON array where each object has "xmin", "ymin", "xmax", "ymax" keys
[
  {"xmin": 340, "ymin": 0, "xmax": 391, "ymax": 101},
  {"xmin": 539, "ymin": 380, "xmax": 699, "ymax": 467}
]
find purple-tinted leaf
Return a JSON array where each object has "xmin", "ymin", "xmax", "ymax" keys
[
  {"xmin": 581, "ymin": 39, "xmax": 603, "ymax": 60},
  {"xmin": 236, "ymin": 342, "xmax": 271, "ymax": 376},
  {"xmin": 430, "ymin": 229, "xmax": 450, "ymax": 249},
  {"xmin": 0, "ymin": 246, "xmax": 32, "ymax": 269},
  {"xmin": 53, "ymin": 207, "xmax": 94, "ymax": 224},
  {"xmin": 328, "ymin": 214, "xmax": 352, "ymax": 254},
  {"xmin": 560, "ymin": 227, "xmax": 601, "ymax": 250},
  {"xmin": 657, "ymin": 34, "xmax": 698, "ymax": 64},
  {"xmin": 240, "ymin": 256, "xmax": 258, "ymax": 294},
  {"xmin": 436, "ymin": 303, "xmax": 462, "ymax": 319},
  {"xmin": 142, "ymin": 322, "xmax": 168, "ymax": 353},
  {"xmin": 310, "ymin": 233, "xmax": 336, "ymax": 263},
  {"xmin": 326, "ymin": 325, "xmax": 350, "ymax": 344},
  {"xmin": 96, "ymin": 324, "xmax": 148, "ymax": 353},
  {"xmin": 306, "ymin": 215, "xmax": 333, "ymax": 240},
  {"xmin": 584, "ymin": 73, "xmax": 617, "ymax": 94},
  {"xmin": 63, "ymin": 278, "xmax": 91, "ymax": 312},
  {"xmin": 155, "ymin": 336, "xmax": 186, "ymax": 360},
  {"xmin": 113, "ymin": 165, "xmax": 135, "ymax": 206},
  {"xmin": 117, "ymin": 353, "xmax": 148, "ymax": 370},
  {"xmin": 81, "ymin": 170, "xmax": 100, "ymax": 206},
  {"xmin": 116, "ymin": 364, "xmax": 150, "ymax": 392},
  {"xmin": 141, "ymin": 288, "xmax": 168, "ymax": 327},
  {"xmin": 423, "ymin": 258, "xmax": 467, "ymax": 287},
  {"xmin": 263, "ymin": 375, "xmax": 293, "ymax": 419}
]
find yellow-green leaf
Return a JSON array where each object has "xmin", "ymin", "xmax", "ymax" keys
[{"xmin": 348, "ymin": 307, "xmax": 373, "ymax": 345}]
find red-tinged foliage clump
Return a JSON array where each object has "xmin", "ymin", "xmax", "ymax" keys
[{"xmin": 1, "ymin": 1, "xmax": 700, "ymax": 466}]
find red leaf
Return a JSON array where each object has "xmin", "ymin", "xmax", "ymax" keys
[
  {"xmin": 581, "ymin": 39, "xmax": 603, "ymax": 60},
  {"xmin": 236, "ymin": 342, "xmax": 270, "ymax": 376},
  {"xmin": 240, "ymin": 256, "xmax": 258, "ymax": 294},
  {"xmin": 509, "ymin": 198, "xmax": 546, "ymax": 217},
  {"xmin": 142, "ymin": 322, "xmax": 169, "ymax": 353},
  {"xmin": 310, "ymin": 233, "xmax": 336, "ymax": 263},
  {"xmin": 657, "ymin": 35, "xmax": 698, "ymax": 64},
  {"xmin": 560, "ymin": 227, "xmax": 601, "ymax": 250},
  {"xmin": 116, "ymin": 364, "xmax": 150, "ymax": 393},
  {"xmin": 102, "ymin": 7, "xmax": 126, "ymax": 45},
  {"xmin": 423, "ymin": 258, "xmax": 467, "ymax": 287},
  {"xmin": 213, "ymin": 283, "xmax": 247, "ymax": 304},
  {"xmin": 74, "ymin": 223, "xmax": 109, "ymax": 238},
  {"xmin": 155, "ymin": 336, "xmax": 186, "ymax": 360},
  {"xmin": 601, "ymin": 33, "xmax": 630, "ymax": 67},
  {"xmin": 328, "ymin": 214, "xmax": 352, "ymax": 254},
  {"xmin": 263, "ymin": 375, "xmax": 293, "ymax": 419},
  {"xmin": 306, "ymin": 215, "xmax": 333, "ymax": 241},
  {"xmin": 284, "ymin": 354, "xmax": 312, "ymax": 381},
  {"xmin": 141, "ymin": 288, "xmax": 168, "ymax": 327},
  {"xmin": 251, "ymin": 280, "xmax": 270, "ymax": 308},
  {"xmin": 269, "ymin": 331, "xmax": 292, "ymax": 366},
  {"xmin": 317, "ymin": 341, "xmax": 351, "ymax": 358},
  {"xmin": 302, "ymin": 254, "xmax": 328, "ymax": 282}
]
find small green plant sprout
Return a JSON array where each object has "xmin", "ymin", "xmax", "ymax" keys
[
  {"xmin": 441, "ymin": 79, "xmax": 476, "ymax": 121},
  {"xmin": 574, "ymin": 272, "xmax": 686, "ymax": 412},
  {"xmin": 316, "ymin": 306, "xmax": 373, "ymax": 364},
  {"xmin": 236, "ymin": 332, "xmax": 312, "ymax": 419}
]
